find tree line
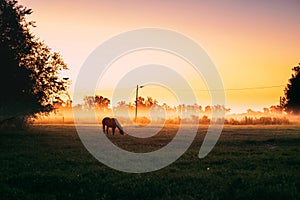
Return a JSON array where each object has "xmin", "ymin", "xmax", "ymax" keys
[{"xmin": 0, "ymin": 0, "xmax": 299, "ymax": 129}]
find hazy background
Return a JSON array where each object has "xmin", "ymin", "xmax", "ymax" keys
[{"xmin": 19, "ymin": 0, "xmax": 300, "ymax": 113}]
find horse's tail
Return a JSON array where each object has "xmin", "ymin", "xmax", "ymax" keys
[
  {"xmin": 113, "ymin": 118, "xmax": 124, "ymax": 134},
  {"xmin": 102, "ymin": 117, "xmax": 110, "ymax": 133}
]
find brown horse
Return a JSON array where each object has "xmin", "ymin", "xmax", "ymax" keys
[{"xmin": 102, "ymin": 117, "xmax": 124, "ymax": 135}]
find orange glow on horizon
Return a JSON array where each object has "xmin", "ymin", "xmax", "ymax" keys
[{"xmin": 18, "ymin": 0, "xmax": 300, "ymax": 113}]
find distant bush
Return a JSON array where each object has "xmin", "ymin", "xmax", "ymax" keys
[{"xmin": 224, "ymin": 116, "xmax": 289, "ymax": 125}]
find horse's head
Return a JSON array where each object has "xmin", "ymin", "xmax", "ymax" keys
[{"xmin": 120, "ymin": 129, "xmax": 125, "ymax": 135}]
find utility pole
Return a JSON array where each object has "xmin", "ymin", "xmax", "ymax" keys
[{"xmin": 135, "ymin": 85, "xmax": 144, "ymax": 122}]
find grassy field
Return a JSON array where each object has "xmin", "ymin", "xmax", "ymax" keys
[{"xmin": 0, "ymin": 125, "xmax": 300, "ymax": 199}]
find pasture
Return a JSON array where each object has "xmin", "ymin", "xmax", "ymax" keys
[{"xmin": 0, "ymin": 125, "xmax": 300, "ymax": 199}]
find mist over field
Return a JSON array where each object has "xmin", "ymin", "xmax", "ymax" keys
[{"xmin": 34, "ymin": 105, "xmax": 297, "ymax": 127}]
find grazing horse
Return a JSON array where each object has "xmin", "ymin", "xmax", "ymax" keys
[{"xmin": 102, "ymin": 117, "xmax": 124, "ymax": 135}]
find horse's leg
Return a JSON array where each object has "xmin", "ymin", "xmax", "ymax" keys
[
  {"xmin": 106, "ymin": 126, "xmax": 109, "ymax": 134},
  {"xmin": 103, "ymin": 124, "xmax": 105, "ymax": 133},
  {"xmin": 112, "ymin": 127, "xmax": 115, "ymax": 135}
]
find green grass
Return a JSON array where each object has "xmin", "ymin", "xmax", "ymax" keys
[{"xmin": 0, "ymin": 125, "xmax": 300, "ymax": 199}]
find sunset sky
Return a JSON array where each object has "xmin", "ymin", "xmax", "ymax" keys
[{"xmin": 19, "ymin": 0, "xmax": 300, "ymax": 113}]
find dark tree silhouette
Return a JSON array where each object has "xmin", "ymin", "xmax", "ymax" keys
[
  {"xmin": 0, "ymin": 0, "xmax": 69, "ymax": 128},
  {"xmin": 95, "ymin": 95, "xmax": 110, "ymax": 110},
  {"xmin": 83, "ymin": 95, "xmax": 110, "ymax": 110},
  {"xmin": 281, "ymin": 64, "xmax": 300, "ymax": 114}
]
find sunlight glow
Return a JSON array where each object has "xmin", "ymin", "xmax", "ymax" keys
[{"xmin": 19, "ymin": 0, "xmax": 300, "ymax": 113}]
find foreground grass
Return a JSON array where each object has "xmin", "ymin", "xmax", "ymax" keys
[{"xmin": 0, "ymin": 125, "xmax": 300, "ymax": 199}]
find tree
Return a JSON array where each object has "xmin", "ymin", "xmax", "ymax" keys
[
  {"xmin": 0, "ymin": 0, "xmax": 69, "ymax": 128},
  {"xmin": 83, "ymin": 96, "xmax": 95, "ymax": 110},
  {"xmin": 94, "ymin": 95, "xmax": 110, "ymax": 110},
  {"xmin": 281, "ymin": 64, "xmax": 300, "ymax": 114},
  {"xmin": 83, "ymin": 95, "xmax": 111, "ymax": 111}
]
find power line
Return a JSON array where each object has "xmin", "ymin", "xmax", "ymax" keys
[
  {"xmin": 103, "ymin": 85, "xmax": 286, "ymax": 93},
  {"xmin": 195, "ymin": 85, "xmax": 285, "ymax": 92}
]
